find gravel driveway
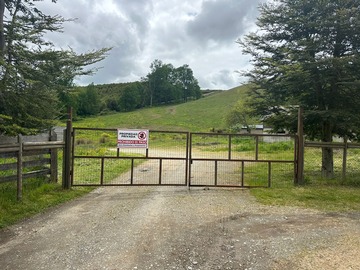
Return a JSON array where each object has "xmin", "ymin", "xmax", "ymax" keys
[{"xmin": 1, "ymin": 185, "xmax": 359, "ymax": 270}]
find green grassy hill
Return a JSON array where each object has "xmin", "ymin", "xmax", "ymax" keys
[{"xmin": 73, "ymin": 84, "xmax": 252, "ymax": 132}]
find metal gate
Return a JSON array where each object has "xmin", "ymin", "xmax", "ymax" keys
[
  {"xmin": 189, "ymin": 132, "xmax": 298, "ymax": 188},
  {"xmin": 71, "ymin": 128, "xmax": 189, "ymax": 186},
  {"xmin": 69, "ymin": 128, "xmax": 297, "ymax": 188}
]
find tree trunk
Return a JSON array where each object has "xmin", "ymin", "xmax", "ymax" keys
[
  {"xmin": 322, "ymin": 147, "xmax": 334, "ymax": 178},
  {"xmin": 321, "ymin": 121, "xmax": 334, "ymax": 178}
]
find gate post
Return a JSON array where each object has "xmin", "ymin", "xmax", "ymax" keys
[
  {"xmin": 62, "ymin": 108, "xmax": 73, "ymax": 189},
  {"xmin": 50, "ymin": 129, "xmax": 58, "ymax": 183},
  {"xmin": 17, "ymin": 134, "xmax": 23, "ymax": 201},
  {"xmin": 296, "ymin": 107, "xmax": 304, "ymax": 185},
  {"xmin": 187, "ymin": 132, "xmax": 192, "ymax": 189}
]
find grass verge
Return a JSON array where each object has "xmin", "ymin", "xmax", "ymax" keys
[
  {"xmin": 0, "ymin": 178, "xmax": 94, "ymax": 229},
  {"xmin": 250, "ymin": 183, "xmax": 360, "ymax": 212}
]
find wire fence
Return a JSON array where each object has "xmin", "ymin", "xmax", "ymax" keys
[{"xmin": 304, "ymin": 141, "xmax": 360, "ymax": 186}]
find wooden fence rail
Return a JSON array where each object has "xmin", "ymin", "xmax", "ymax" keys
[{"xmin": 0, "ymin": 132, "xmax": 65, "ymax": 200}]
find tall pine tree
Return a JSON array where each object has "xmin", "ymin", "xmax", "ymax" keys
[
  {"xmin": 0, "ymin": 0, "xmax": 110, "ymax": 135},
  {"xmin": 239, "ymin": 0, "xmax": 360, "ymax": 178}
]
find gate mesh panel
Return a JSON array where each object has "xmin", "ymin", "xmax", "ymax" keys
[
  {"xmin": 72, "ymin": 158, "xmax": 102, "ymax": 185},
  {"xmin": 190, "ymin": 133, "xmax": 296, "ymax": 187},
  {"xmin": 72, "ymin": 128, "xmax": 188, "ymax": 186}
]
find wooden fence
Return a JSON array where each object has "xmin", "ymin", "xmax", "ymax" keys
[{"xmin": 0, "ymin": 131, "xmax": 65, "ymax": 200}]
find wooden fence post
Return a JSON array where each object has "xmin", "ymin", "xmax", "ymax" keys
[
  {"xmin": 63, "ymin": 108, "xmax": 72, "ymax": 189},
  {"xmin": 296, "ymin": 107, "xmax": 304, "ymax": 185},
  {"xmin": 342, "ymin": 136, "xmax": 348, "ymax": 181},
  {"xmin": 17, "ymin": 134, "xmax": 23, "ymax": 201},
  {"xmin": 50, "ymin": 129, "xmax": 58, "ymax": 182}
]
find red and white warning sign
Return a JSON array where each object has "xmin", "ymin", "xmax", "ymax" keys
[{"xmin": 117, "ymin": 129, "xmax": 149, "ymax": 148}]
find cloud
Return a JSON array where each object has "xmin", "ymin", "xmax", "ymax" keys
[
  {"xmin": 113, "ymin": 0, "xmax": 153, "ymax": 36},
  {"xmin": 35, "ymin": 0, "xmax": 264, "ymax": 89},
  {"xmin": 186, "ymin": 0, "xmax": 261, "ymax": 45}
]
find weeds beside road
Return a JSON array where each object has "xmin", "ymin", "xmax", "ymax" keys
[{"xmin": 0, "ymin": 178, "xmax": 93, "ymax": 229}]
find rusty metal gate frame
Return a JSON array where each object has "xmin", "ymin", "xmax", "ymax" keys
[
  {"xmin": 69, "ymin": 128, "xmax": 298, "ymax": 188},
  {"xmin": 188, "ymin": 132, "xmax": 298, "ymax": 188},
  {"xmin": 71, "ymin": 128, "xmax": 189, "ymax": 186}
]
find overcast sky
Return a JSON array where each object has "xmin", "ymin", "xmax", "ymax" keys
[{"xmin": 37, "ymin": 0, "xmax": 265, "ymax": 89}]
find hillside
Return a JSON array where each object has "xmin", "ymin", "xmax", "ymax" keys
[
  {"xmin": 72, "ymin": 82, "xmax": 132, "ymax": 103},
  {"xmin": 73, "ymin": 85, "xmax": 252, "ymax": 132}
]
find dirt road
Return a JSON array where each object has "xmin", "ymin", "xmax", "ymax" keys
[{"xmin": 1, "ymin": 186, "xmax": 359, "ymax": 270}]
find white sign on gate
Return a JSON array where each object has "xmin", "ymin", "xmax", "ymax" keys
[{"xmin": 117, "ymin": 129, "xmax": 149, "ymax": 148}]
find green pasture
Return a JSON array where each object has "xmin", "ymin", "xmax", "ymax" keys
[{"xmin": 72, "ymin": 86, "xmax": 250, "ymax": 132}]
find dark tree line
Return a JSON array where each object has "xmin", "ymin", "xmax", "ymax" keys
[
  {"xmin": 70, "ymin": 60, "xmax": 202, "ymax": 117},
  {"xmin": 70, "ymin": 82, "xmax": 145, "ymax": 117}
]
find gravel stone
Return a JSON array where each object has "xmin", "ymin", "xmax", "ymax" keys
[{"xmin": 0, "ymin": 186, "xmax": 359, "ymax": 270}]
